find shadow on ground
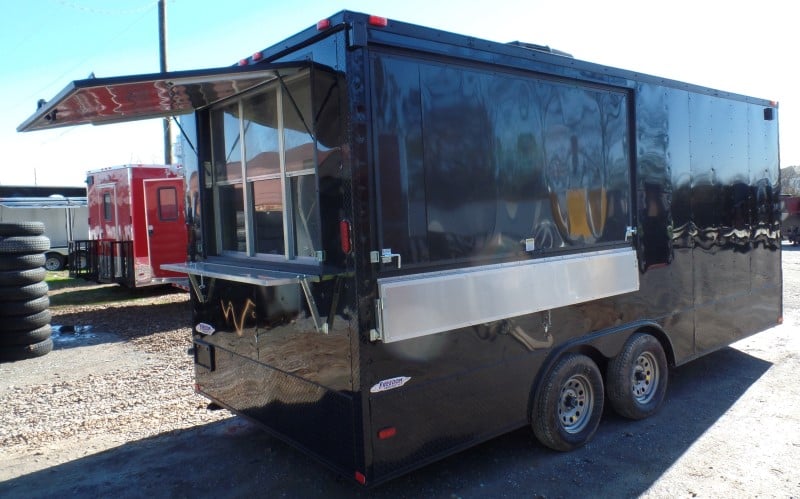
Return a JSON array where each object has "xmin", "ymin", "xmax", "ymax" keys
[{"xmin": 0, "ymin": 347, "xmax": 771, "ymax": 498}]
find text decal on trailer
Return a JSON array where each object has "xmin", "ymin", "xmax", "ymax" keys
[
  {"xmin": 195, "ymin": 323, "xmax": 215, "ymax": 335},
  {"xmin": 370, "ymin": 376, "xmax": 411, "ymax": 393}
]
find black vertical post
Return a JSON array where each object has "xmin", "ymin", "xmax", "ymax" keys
[{"xmin": 158, "ymin": 0, "xmax": 172, "ymax": 165}]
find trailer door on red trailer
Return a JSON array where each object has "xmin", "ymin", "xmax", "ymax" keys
[
  {"xmin": 143, "ymin": 178, "xmax": 185, "ymax": 277},
  {"xmin": 94, "ymin": 184, "xmax": 118, "ymax": 239}
]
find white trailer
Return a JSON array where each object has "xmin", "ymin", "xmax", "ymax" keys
[{"xmin": 0, "ymin": 196, "xmax": 88, "ymax": 270}]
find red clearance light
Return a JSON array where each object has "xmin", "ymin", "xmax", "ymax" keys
[
  {"xmin": 317, "ymin": 18, "xmax": 331, "ymax": 30},
  {"xmin": 237, "ymin": 59, "xmax": 248, "ymax": 66},
  {"xmin": 252, "ymin": 51, "xmax": 263, "ymax": 62},
  {"xmin": 378, "ymin": 427, "xmax": 397, "ymax": 440},
  {"xmin": 777, "ymin": 316, "xmax": 784, "ymax": 325},
  {"xmin": 354, "ymin": 471, "xmax": 366, "ymax": 485},
  {"xmin": 368, "ymin": 15, "xmax": 388, "ymax": 27},
  {"xmin": 339, "ymin": 219, "xmax": 352, "ymax": 254}
]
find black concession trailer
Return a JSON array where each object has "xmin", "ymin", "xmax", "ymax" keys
[{"xmin": 19, "ymin": 11, "xmax": 782, "ymax": 486}]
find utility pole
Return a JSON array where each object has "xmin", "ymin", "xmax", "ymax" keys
[{"xmin": 158, "ymin": 0, "xmax": 172, "ymax": 165}]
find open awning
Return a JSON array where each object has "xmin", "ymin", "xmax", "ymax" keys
[{"xmin": 17, "ymin": 62, "xmax": 314, "ymax": 132}]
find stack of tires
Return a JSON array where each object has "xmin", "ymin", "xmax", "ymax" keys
[{"xmin": 0, "ymin": 222, "xmax": 53, "ymax": 362}]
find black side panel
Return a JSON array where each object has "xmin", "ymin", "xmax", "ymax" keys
[
  {"xmin": 368, "ymin": 350, "xmax": 538, "ymax": 481},
  {"xmin": 635, "ymin": 84, "xmax": 695, "ymax": 360},
  {"xmin": 634, "ymin": 83, "xmax": 781, "ymax": 361},
  {"xmin": 192, "ymin": 277, "xmax": 359, "ymax": 475},
  {"xmin": 196, "ymin": 343, "xmax": 356, "ymax": 475},
  {"xmin": 689, "ymin": 94, "xmax": 781, "ymax": 353}
]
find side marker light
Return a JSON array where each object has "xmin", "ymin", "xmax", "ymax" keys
[{"xmin": 368, "ymin": 15, "xmax": 388, "ymax": 27}]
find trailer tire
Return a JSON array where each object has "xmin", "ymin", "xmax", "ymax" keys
[
  {"xmin": 71, "ymin": 250, "xmax": 89, "ymax": 270},
  {"xmin": 0, "ymin": 325, "xmax": 52, "ymax": 346},
  {"xmin": 532, "ymin": 353, "xmax": 604, "ymax": 452},
  {"xmin": 0, "ymin": 337, "xmax": 53, "ymax": 362},
  {"xmin": 606, "ymin": 333, "xmax": 668, "ymax": 420},
  {"xmin": 0, "ymin": 235, "xmax": 50, "ymax": 254},
  {"xmin": 0, "ymin": 295, "xmax": 50, "ymax": 316},
  {"xmin": 0, "ymin": 267, "xmax": 48, "ymax": 286},
  {"xmin": 44, "ymin": 252, "xmax": 65, "ymax": 271},
  {"xmin": 0, "ymin": 310, "xmax": 52, "ymax": 332},
  {"xmin": 0, "ymin": 281, "xmax": 49, "ymax": 300},
  {"xmin": 0, "ymin": 222, "xmax": 45, "ymax": 237},
  {"xmin": 0, "ymin": 253, "xmax": 46, "ymax": 271}
]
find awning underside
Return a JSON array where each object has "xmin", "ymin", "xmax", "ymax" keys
[{"xmin": 17, "ymin": 63, "xmax": 309, "ymax": 132}]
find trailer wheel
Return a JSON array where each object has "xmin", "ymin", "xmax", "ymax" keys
[
  {"xmin": 0, "ymin": 222, "xmax": 45, "ymax": 237},
  {"xmin": 606, "ymin": 333, "xmax": 668, "ymax": 420},
  {"xmin": 44, "ymin": 252, "xmax": 65, "ymax": 271},
  {"xmin": 0, "ymin": 337, "xmax": 53, "ymax": 362},
  {"xmin": 0, "ymin": 253, "xmax": 46, "ymax": 271},
  {"xmin": 0, "ymin": 235, "xmax": 50, "ymax": 254},
  {"xmin": 532, "ymin": 353, "xmax": 604, "ymax": 451},
  {"xmin": 71, "ymin": 250, "xmax": 88, "ymax": 270}
]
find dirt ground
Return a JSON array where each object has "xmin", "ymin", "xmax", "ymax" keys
[{"xmin": 1, "ymin": 248, "xmax": 799, "ymax": 498}]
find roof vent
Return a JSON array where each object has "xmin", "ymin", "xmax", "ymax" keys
[{"xmin": 507, "ymin": 41, "xmax": 573, "ymax": 58}]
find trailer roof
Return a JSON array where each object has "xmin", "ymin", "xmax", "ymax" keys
[
  {"xmin": 0, "ymin": 196, "xmax": 87, "ymax": 209},
  {"xmin": 18, "ymin": 10, "xmax": 775, "ymax": 134}
]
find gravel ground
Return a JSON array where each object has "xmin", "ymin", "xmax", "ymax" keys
[{"xmin": 0, "ymin": 282, "xmax": 229, "ymax": 470}]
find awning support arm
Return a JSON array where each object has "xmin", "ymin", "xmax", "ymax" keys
[
  {"xmin": 172, "ymin": 116, "xmax": 198, "ymax": 156},
  {"xmin": 300, "ymin": 277, "xmax": 327, "ymax": 334}
]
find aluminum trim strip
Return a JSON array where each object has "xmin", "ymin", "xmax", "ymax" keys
[{"xmin": 376, "ymin": 247, "xmax": 639, "ymax": 343}]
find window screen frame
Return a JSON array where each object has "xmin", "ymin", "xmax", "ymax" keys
[{"xmin": 207, "ymin": 69, "xmax": 323, "ymax": 264}]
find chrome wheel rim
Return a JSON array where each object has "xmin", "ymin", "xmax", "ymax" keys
[
  {"xmin": 558, "ymin": 374, "xmax": 594, "ymax": 433},
  {"xmin": 632, "ymin": 351, "xmax": 659, "ymax": 404}
]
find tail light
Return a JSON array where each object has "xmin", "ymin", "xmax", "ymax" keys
[{"xmin": 340, "ymin": 219, "xmax": 352, "ymax": 254}]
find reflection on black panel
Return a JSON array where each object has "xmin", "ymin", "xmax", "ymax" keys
[{"xmin": 372, "ymin": 54, "xmax": 631, "ymax": 268}]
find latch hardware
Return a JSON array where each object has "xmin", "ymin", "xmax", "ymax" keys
[{"xmin": 370, "ymin": 249, "xmax": 402, "ymax": 268}]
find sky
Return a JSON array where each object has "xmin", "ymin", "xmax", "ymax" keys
[{"xmin": 1, "ymin": 0, "xmax": 797, "ymax": 187}]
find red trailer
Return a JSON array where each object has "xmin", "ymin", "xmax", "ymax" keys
[
  {"xmin": 70, "ymin": 164, "xmax": 187, "ymax": 288},
  {"xmin": 781, "ymin": 195, "xmax": 800, "ymax": 244}
]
